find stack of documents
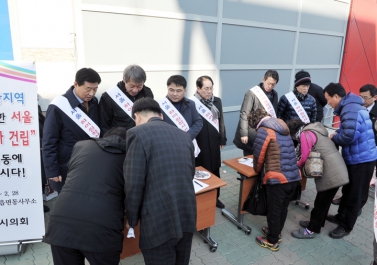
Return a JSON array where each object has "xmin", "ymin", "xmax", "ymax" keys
[
  {"xmin": 193, "ymin": 179, "xmax": 209, "ymax": 193},
  {"xmin": 238, "ymin": 157, "xmax": 253, "ymax": 168}
]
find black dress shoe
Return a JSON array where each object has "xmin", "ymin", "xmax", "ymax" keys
[
  {"xmin": 329, "ymin": 226, "xmax": 350, "ymax": 239},
  {"xmin": 326, "ymin": 214, "xmax": 341, "ymax": 225},
  {"xmin": 216, "ymin": 199, "xmax": 225, "ymax": 209},
  {"xmin": 358, "ymin": 209, "xmax": 362, "ymax": 216},
  {"xmin": 332, "ymin": 197, "xmax": 342, "ymax": 205},
  {"xmin": 44, "ymin": 205, "xmax": 50, "ymax": 213}
]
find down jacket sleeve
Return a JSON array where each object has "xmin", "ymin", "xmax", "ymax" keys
[
  {"xmin": 332, "ymin": 109, "xmax": 358, "ymax": 146},
  {"xmin": 253, "ymin": 128, "xmax": 270, "ymax": 173}
]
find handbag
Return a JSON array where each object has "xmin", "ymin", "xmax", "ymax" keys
[
  {"xmin": 242, "ymin": 169, "xmax": 267, "ymax": 216},
  {"xmin": 302, "ymin": 131, "xmax": 323, "ymax": 178}
]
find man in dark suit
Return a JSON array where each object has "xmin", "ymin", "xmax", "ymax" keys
[
  {"xmin": 98, "ymin": 64, "xmax": 154, "ymax": 135},
  {"xmin": 42, "ymin": 68, "xmax": 101, "ymax": 193},
  {"xmin": 124, "ymin": 98, "xmax": 197, "ymax": 265}
]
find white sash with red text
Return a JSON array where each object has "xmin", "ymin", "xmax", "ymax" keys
[
  {"xmin": 189, "ymin": 96, "xmax": 219, "ymax": 132},
  {"xmin": 106, "ymin": 86, "xmax": 134, "ymax": 120},
  {"xmin": 285, "ymin": 92, "xmax": 310, "ymax": 123},
  {"xmin": 50, "ymin": 96, "xmax": 100, "ymax": 138},
  {"xmin": 250, "ymin": 86, "xmax": 276, "ymax": 118},
  {"xmin": 159, "ymin": 98, "xmax": 200, "ymax": 157}
]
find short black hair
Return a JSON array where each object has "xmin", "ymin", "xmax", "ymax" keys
[
  {"xmin": 132, "ymin": 98, "xmax": 162, "ymax": 118},
  {"xmin": 323, "ymin": 82, "xmax": 346, "ymax": 97},
  {"xmin": 75, "ymin": 68, "xmax": 101, "ymax": 86},
  {"xmin": 196, "ymin": 76, "xmax": 213, "ymax": 88},
  {"xmin": 103, "ymin": 127, "xmax": 127, "ymax": 139},
  {"xmin": 264, "ymin": 70, "xmax": 279, "ymax": 84},
  {"xmin": 359, "ymin": 84, "xmax": 377, "ymax": 96},
  {"xmin": 167, "ymin": 75, "xmax": 187, "ymax": 89},
  {"xmin": 286, "ymin": 119, "xmax": 305, "ymax": 138}
]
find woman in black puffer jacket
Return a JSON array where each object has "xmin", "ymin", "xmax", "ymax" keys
[{"xmin": 277, "ymin": 71, "xmax": 317, "ymax": 124}]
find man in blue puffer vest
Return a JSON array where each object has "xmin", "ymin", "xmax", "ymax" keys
[{"xmin": 324, "ymin": 83, "xmax": 377, "ymax": 239}]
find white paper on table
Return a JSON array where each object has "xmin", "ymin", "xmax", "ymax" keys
[
  {"xmin": 193, "ymin": 179, "xmax": 209, "ymax": 193},
  {"xmin": 127, "ymin": 228, "xmax": 135, "ymax": 238},
  {"xmin": 238, "ymin": 157, "xmax": 254, "ymax": 167}
]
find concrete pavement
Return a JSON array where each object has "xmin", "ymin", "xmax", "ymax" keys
[{"xmin": 1, "ymin": 149, "xmax": 375, "ymax": 265}]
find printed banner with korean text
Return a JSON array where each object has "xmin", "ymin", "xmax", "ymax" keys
[{"xmin": 0, "ymin": 61, "xmax": 45, "ymax": 242}]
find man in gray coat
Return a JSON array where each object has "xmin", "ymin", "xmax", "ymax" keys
[
  {"xmin": 124, "ymin": 98, "xmax": 197, "ymax": 265},
  {"xmin": 233, "ymin": 70, "xmax": 279, "ymax": 155}
]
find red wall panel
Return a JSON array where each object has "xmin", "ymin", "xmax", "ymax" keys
[{"xmin": 340, "ymin": 0, "xmax": 377, "ymax": 93}]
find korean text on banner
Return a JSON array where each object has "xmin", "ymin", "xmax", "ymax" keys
[{"xmin": 0, "ymin": 61, "xmax": 45, "ymax": 242}]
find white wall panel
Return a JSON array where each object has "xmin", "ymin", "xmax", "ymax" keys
[
  {"xmin": 82, "ymin": 0, "xmax": 218, "ymax": 17},
  {"xmin": 223, "ymin": 0, "xmax": 299, "ymax": 26},
  {"xmin": 82, "ymin": 11, "xmax": 216, "ymax": 66}
]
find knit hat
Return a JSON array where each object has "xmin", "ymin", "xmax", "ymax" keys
[{"xmin": 295, "ymin": 70, "xmax": 311, "ymax": 87}]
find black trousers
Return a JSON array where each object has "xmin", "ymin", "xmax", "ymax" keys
[
  {"xmin": 338, "ymin": 161, "xmax": 375, "ymax": 231},
  {"xmin": 266, "ymin": 181, "xmax": 299, "ymax": 244},
  {"xmin": 50, "ymin": 245, "xmax": 120, "ymax": 265},
  {"xmin": 307, "ymin": 186, "xmax": 339, "ymax": 233},
  {"xmin": 141, "ymin": 232, "xmax": 193, "ymax": 265}
]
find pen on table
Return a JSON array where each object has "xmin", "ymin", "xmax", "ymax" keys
[{"xmin": 194, "ymin": 180, "xmax": 203, "ymax": 187}]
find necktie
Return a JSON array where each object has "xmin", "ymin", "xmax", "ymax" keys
[{"xmin": 83, "ymin": 101, "xmax": 89, "ymax": 112}]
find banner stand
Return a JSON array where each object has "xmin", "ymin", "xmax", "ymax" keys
[
  {"xmin": 0, "ymin": 239, "xmax": 42, "ymax": 255},
  {"xmin": 0, "ymin": 61, "xmax": 46, "ymax": 255}
]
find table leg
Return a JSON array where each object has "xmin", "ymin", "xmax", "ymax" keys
[
  {"xmin": 221, "ymin": 174, "xmax": 251, "ymax": 235},
  {"xmin": 197, "ymin": 228, "xmax": 218, "ymax": 252}
]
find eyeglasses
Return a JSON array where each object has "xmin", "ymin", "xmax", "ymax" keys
[{"xmin": 360, "ymin": 95, "xmax": 373, "ymax": 100}]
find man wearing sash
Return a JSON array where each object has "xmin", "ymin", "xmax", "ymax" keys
[
  {"xmin": 233, "ymin": 70, "xmax": 279, "ymax": 156},
  {"xmin": 191, "ymin": 76, "xmax": 227, "ymax": 208},
  {"xmin": 99, "ymin": 64, "xmax": 153, "ymax": 135},
  {"xmin": 42, "ymin": 68, "xmax": 101, "ymax": 193},
  {"xmin": 160, "ymin": 75, "xmax": 203, "ymax": 141},
  {"xmin": 277, "ymin": 71, "xmax": 316, "ymax": 124}
]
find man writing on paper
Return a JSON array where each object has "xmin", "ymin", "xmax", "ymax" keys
[
  {"xmin": 99, "ymin": 64, "xmax": 154, "ymax": 135},
  {"xmin": 42, "ymin": 68, "xmax": 101, "ymax": 193},
  {"xmin": 233, "ymin": 70, "xmax": 279, "ymax": 156},
  {"xmin": 124, "ymin": 98, "xmax": 196, "ymax": 265},
  {"xmin": 44, "ymin": 127, "xmax": 127, "ymax": 265}
]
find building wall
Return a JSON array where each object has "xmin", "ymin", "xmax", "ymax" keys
[
  {"xmin": 78, "ymin": 0, "xmax": 350, "ymax": 147},
  {"xmin": 339, "ymin": 0, "xmax": 377, "ymax": 93},
  {"xmin": 4, "ymin": 0, "xmax": 351, "ymax": 147}
]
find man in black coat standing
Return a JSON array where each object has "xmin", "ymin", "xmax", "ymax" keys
[
  {"xmin": 44, "ymin": 127, "xmax": 127, "ymax": 265},
  {"xmin": 124, "ymin": 98, "xmax": 197, "ymax": 265},
  {"xmin": 193, "ymin": 76, "xmax": 227, "ymax": 208},
  {"xmin": 42, "ymin": 68, "xmax": 101, "ymax": 193},
  {"xmin": 99, "ymin": 64, "xmax": 154, "ymax": 135}
]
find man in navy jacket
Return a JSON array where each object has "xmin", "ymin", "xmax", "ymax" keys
[
  {"xmin": 324, "ymin": 83, "xmax": 377, "ymax": 239},
  {"xmin": 161, "ymin": 75, "xmax": 203, "ymax": 140},
  {"xmin": 42, "ymin": 68, "xmax": 101, "ymax": 193}
]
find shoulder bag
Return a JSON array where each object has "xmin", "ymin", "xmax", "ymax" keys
[
  {"xmin": 302, "ymin": 131, "xmax": 323, "ymax": 178},
  {"xmin": 242, "ymin": 167, "xmax": 267, "ymax": 216}
]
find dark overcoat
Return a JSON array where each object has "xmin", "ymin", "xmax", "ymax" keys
[
  {"xmin": 195, "ymin": 96, "xmax": 227, "ymax": 174},
  {"xmin": 124, "ymin": 117, "xmax": 197, "ymax": 250},
  {"xmin": 43, "ymin": 136, "xmax": 126, "ymax": 253},
  {"xmin": 161, "ymin": 97, "xmax": 203, "ymax": 140},
  {"xmin": 42, "ymin": 86, "xmax": 99, "ymax": 191},
  {"xmin": 98, "ymin": 81, "xmax": 154, "ymax": 135}
]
